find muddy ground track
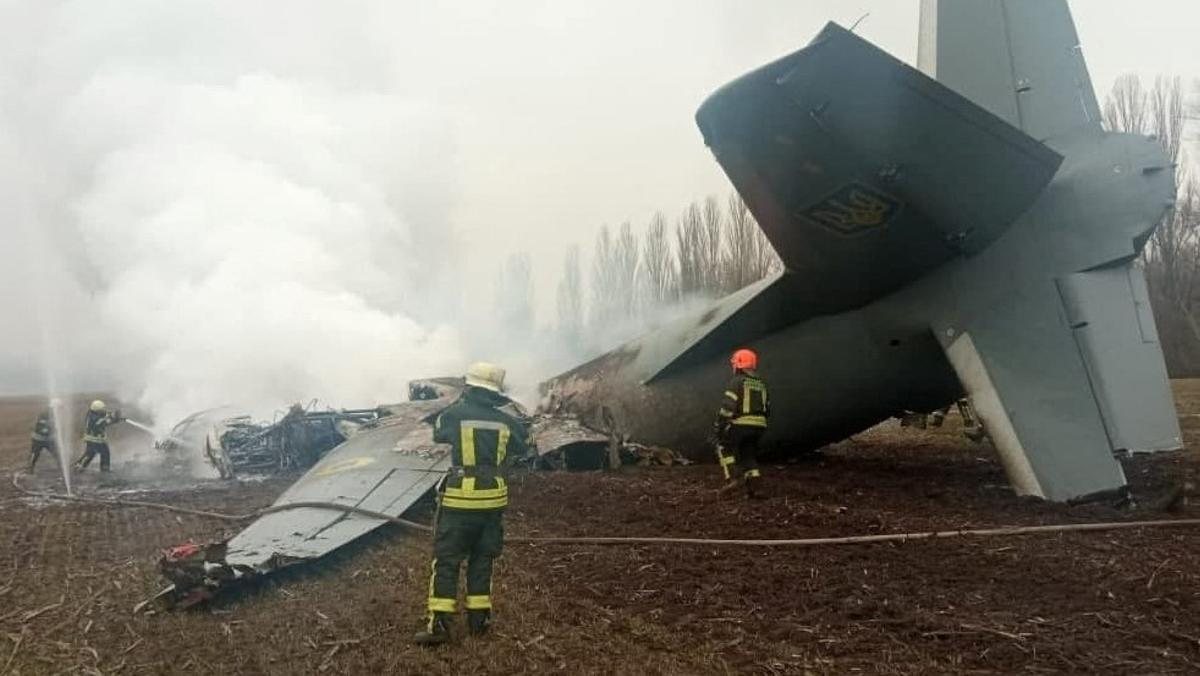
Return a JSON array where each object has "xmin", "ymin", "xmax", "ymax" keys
[{"xmin": 4, "ymin": 388, "xmax": 1200, "ymax": 674}]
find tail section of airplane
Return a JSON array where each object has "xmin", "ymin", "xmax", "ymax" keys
[{"xmin": 545, "ymin": 0, "xmax": 1181, "ymax": 503}]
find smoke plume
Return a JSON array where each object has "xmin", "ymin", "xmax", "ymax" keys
[{"xmin": 2, "ymin": 1, "xmax": 468, "ymax": 427}]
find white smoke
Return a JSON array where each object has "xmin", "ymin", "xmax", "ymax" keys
[{"xmin": 3, "ymin": 1, "xmax": 468, "ymax": 428}]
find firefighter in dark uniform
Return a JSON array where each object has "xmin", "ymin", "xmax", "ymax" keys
[
  {"xmin": 715, "ymin": 348, "xmax": 769, "ymax": 498},
  {"xmin": 76, "ymin": 399, "xmax": 122, "ymax": 472},
  {"xmin": 414, "ymin": 362, "xmax": 530, "ymax": 646},
  {"xmin": 28, "ymin": 402, "xmax": 60, "ymax": 472}
]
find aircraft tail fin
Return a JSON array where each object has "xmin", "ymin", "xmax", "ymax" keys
[{"xmin": 918, "ymin": 0, "xmax": 1102, "ymax": 141}]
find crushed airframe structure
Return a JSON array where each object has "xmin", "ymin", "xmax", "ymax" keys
[
  {"xmin": 543, "ymin": 0, "xmax": 1183, "ymax": 503},
  {"xmin": 209, "ymin": 406, "xmax": 385, "ymax": 478},
  {"xmin": 147, "ymin": 379, "xmax": 674, "ymax": 609}
]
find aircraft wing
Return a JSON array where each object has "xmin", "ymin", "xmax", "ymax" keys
[
  {"xmin": 224, "ymin": 399, "xmax": 451, "ymax": 567},
  {"xmin": 918, "ymin": 0, "xmax": 1102, "ymax": 142},
  {"xmin": 695, "ymin": 22, "xmax": 1061, "ymax": 316}
]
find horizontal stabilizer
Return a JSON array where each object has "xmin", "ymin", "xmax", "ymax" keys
[
  {"xmin": 938, "ymin": 284, "xmax": 1127, "ymax": 501},
  {"xmin": 696, "ymin": 22, "xmax": 1061, "ymax": 313},
  {"xmin": 1058, "ymin": 264, "xmax": 1182, "ymax": 453}
]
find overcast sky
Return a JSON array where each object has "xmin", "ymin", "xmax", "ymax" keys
[{"xmin": 1, "ymin": 0, "xmax": 1198, "ymax": 401}]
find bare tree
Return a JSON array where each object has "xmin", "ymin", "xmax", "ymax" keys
[
  {"xmin": 701, "ymin": 195, "xmax": 724, "ymax": 293},
  {"xmin": 1106, "ymin": 74, "xmax": 1200, "ymax": 375},
  {"xmin": 556, "ymin": 244, "xmax": 583, "ymax": 343},
  {"xmin": 589, "ymin": 225, "xmax": 627, "ymax": 328},
  {"xmin": 718, "ymin": 191, "xmax": 783, "ymax": 293},
  {"xmin": 756, "ymin": 224, "xmax": 783, "ymax": 277},
  {"xmin": 1104, "ymin": 73, "xmax": 1149, "ymax": 134},
  {"xmin": 640, "ymin": 211, "xmax": 677, "ymax": 308},
  {"xmin": 613, "ymin": 221, "xmax": 640, "ymax": 317},
  {"xmin": 675, "ymin": 202, "xmax": 707, "ymax": 297}
]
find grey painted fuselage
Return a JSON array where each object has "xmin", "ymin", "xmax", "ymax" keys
[{"xmin": 544, "ymin": 1, "xmax": 1181, "ymax": 502}]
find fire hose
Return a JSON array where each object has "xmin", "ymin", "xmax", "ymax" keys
[{"xmin": 13, "ymin": 472, "xmax": 1200, "ymax": 547}]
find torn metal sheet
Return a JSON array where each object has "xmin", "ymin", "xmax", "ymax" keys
[
  {"xmin": 529, "ymin": 414, "xmax": 610, "ymax": 470},
  {"xmin": 149, "ymin": 378, "xmax": 686, "ymax": 609},
  {"xmin": 159, "ymin": 404, "xmax": 387, "ymax": 479},
  {"xmin": 153, "ymin": 395, "xmax": 453, "ymax": 609},
  {"xmin": 207, "ymin": 404, "xmax": 387, "ymax": 478}
]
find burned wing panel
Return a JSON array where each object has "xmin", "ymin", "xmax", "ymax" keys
[
  {"xmin": 151, "ymin": 398, "xmax": 452, "ymax": 609},
  {"xmin": 224, "ymin": 399, "xmax": 450, "ymax": 566}
]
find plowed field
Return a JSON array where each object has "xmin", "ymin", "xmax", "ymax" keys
[{"xmin": 4, "ymin": 385, "xmax": 1200, "ymax": 674}]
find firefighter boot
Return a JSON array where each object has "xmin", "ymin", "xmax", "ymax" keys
[
  {"xmin": 413, "ymin": 612, "xmax": 453, "ymax": 646},
  {"xmin": 744, "ymin": 471, "xmax": 764, "ymax": 499},
  {"xmin": 467, "ymin": 609, "xmax": 492, "ymax": 637},
  {"xmin": 745, "ymin": 476, "xmax": 764, "ymax": 499}
]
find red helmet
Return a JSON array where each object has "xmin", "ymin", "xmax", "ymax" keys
[{"xmin": 730, "ymin": 348, "xmax": 758, "ymax": 371}]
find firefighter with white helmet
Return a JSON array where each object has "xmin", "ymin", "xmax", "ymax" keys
[
  {"xmin": 414, "ymin": 362, "xmax": 531, "ymax": 646},
  {"xmin": 76, "ymin": 399, "xmax": 123, "ymax": 472}
]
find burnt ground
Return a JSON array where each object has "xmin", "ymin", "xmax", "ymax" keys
[{"xmin": 4, "ymin": 388, "xmax": 1200, "ymax": 674}]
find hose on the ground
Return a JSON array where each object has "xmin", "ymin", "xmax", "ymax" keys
[{"xmin": 12, "ymin": 473, "xmax": 1200, "ymax": 547}]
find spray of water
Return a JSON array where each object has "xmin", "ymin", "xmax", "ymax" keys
[
  {"xmin": 48, "ymin": 397, "xmax": 74, "ymax": 495},
  {"xmin": 9, "ymin": 143, "xmax": 77, "ymax": 494},
  {"xmin": 123, "ymin": 419, "xmax": 156, "ymax": 436}
]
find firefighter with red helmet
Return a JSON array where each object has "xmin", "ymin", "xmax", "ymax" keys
[{"xmin": 715, "ymin": 348, "xmax": 769, "ymax": 498}]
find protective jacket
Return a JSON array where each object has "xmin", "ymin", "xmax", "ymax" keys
[
  {"xmin": 32, "ymin": 411, "xmax": 54, "ymax": 443},
  {"xmin": 433, "ymin": 388, "xmax": 529, "ymax": 511},
  {"xmin": 718, "ymin": 369, "xmax": 769, "ymax": 430},
  {"xmin": 82, "ymin": 410, "xmax": 117, "ymax": 444}
]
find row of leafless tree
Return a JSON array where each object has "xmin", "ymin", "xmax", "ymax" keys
[
  {"xmin": 1105, "ymin": 75, "xmax": 1200, "ymax": 375},
  {"xmin": 553, "ymin": 193, "xmax": 781, "ymax": 343}
]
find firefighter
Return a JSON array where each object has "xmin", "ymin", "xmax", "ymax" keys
[
  {"xmin": 76, "ymin": 400, "xmax": 122, "ymax": 472},
  {"xmin": 715, "ymin": 348, "xmax": 769, "ymax": 498},
  {"xmin": 28, "ymin": 401, "xmax": 61, "ymax": 472},
  {"xmin": 413, "ymin": 362, "xmax": 530, "ymax": 646}
]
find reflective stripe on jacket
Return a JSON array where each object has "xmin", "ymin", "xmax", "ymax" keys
[
  {"xmin": 82, "ymin": 410, "xmax": 114, "ymax": 444},
  {"xmin": 717, "ymin": 370, "xmax": 769, "ymax": 429},
  {"xmin": 433, "ymin": 387, "xmax": 530, "ymax": 511}
]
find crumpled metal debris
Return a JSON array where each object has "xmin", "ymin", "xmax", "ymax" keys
[
  {"xmin": 624, "ymin": 442, "xmax": 691, "ymax": 466},
  {"xmin": 154, "ymin": 542, "xmax": 255, "ymax": 610},
  {"xmin": 202, "ymin": 404, "xmax": 386, "ymax": 479}
]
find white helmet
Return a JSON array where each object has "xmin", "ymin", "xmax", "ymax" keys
[
  {"xmin": 464, "ymin": 362, "xmax": 506, "ymax": 393},
  {"xmin": 90, "ymin": 399, "xmax": 107, "ymax": 412}
]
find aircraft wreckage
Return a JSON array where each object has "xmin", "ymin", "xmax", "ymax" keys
[
  {"xmin": 149, "ymin": 380, "xmax": 679, "ymax": 609},
  {"xmin": 544, "ymin": 0, "xmax": 1183, "ymax": 503},
  {"xmin": 148, "ymin": 0, "xmax": 1182, "ymax": 609}
]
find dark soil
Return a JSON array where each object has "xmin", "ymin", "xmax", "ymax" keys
[{"xmin": 3, "ymin": 387, "xmax": 1200, "ymax": 674}]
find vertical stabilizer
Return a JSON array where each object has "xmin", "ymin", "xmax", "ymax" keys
[{"xmin": 919, "ymin": 0, "xmax": 1102, "ymax": 141}]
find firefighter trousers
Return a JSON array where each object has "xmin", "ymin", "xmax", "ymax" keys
[
  {"xmin": 426, "ymin": 508, "xmax": 504, "ymax": 617},
  {"xmin": 77, "ymin": 441, "xmax": 111, "ymax": 471},
  {"xmin": 29, "ymin": 440, "xmax": 59, "ymax": 469},
  {"xmin": 718, "ymin": 426, "xmax": 762, "ymax": 481}
]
